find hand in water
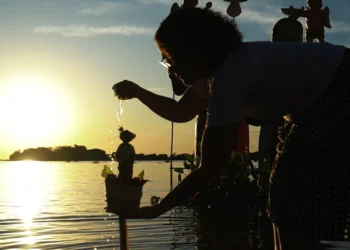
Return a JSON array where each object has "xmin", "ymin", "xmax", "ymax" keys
[{"xmin": 112, "ymin": 80, "xmax": 139, "ymax": 100}]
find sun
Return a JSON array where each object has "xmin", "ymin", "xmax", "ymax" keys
[{"xmin": 0, "ymin": 74, "xmax": 75, "ymax": 149}]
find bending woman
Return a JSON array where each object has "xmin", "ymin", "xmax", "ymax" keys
[{"xmin": 113, "ymin": 8, "xmax": 350, "ymax": 250}]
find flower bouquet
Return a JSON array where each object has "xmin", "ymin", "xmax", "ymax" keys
[{"xmin": 102, "ymin": 165, "xmax": 148, "ymax": 213}]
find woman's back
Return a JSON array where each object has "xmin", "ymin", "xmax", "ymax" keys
[{"xmin": 209, "ymin": 42, "xmax": 346, "ymax": 126}]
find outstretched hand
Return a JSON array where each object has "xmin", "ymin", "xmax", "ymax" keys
[{"xmin": 112, "ymin": 80, "xmax": 140, "ymax": 100}]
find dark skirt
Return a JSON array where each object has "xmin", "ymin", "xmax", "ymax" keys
[{"xmin": 268, "ymin": 47, "xmax": 350, "ymax": 241}]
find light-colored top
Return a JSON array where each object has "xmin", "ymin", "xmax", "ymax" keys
[{"xmin": 206, "ymin": 41, "xmax": 346, "ymax": 128}]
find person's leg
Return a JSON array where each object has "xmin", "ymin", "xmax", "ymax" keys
[
  {"xmin": 317, "ymin": 29, "xmax": 326, "ymax": 43},
  {"xmin": 305, "ymin": 29, "xmax": 314, "ymax": 43}
]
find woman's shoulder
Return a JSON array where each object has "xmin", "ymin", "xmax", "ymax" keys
[{"xmin": 189, "ymin": 79, "xmax": 210, "ymax": 99}]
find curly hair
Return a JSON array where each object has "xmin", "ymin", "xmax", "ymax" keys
[{"xmin": 154, "ymin": 8, "xmax": 243, "ymax": 71}]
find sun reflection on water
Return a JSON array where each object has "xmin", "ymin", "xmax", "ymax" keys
[{"xmin": 3, "ymin": 161, "xmax": 55, "ymax": 246}]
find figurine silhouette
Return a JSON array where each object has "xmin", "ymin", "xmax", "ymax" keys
[
  {"xmin": 281, "ymin": 0, "xmax": 331, "ymax": 43},
  {"xmin": 170, "ymin": 0, "xmax": 212, "ymax": 14},
  {"xmin": 302, "ymin": 0, "xmax": 331, "ymax": 42},
  {"xmin": 115, "ymin": 127, "xmax": 136, "ymax": 181},
  {"xmin": 223, "ymin": 0, "xmax": 248, "ymax": 18}
]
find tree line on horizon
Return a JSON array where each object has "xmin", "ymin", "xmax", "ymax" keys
[{"xmin": 8, "ymin": 145, "xmax": 191, "ymax": 162}]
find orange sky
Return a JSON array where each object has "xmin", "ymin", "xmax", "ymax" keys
[{"xmin": 2, "ymin": 0, "xmax": 348, "ymax": 160}]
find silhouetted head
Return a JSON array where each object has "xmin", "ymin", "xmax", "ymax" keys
[
  {"xmin": 155, "ymin": 8, "xmax": 243, "ymax": 85},
  {"xmin": 307, "ymin": 0, "xmax": 322, "ymax": 9},
  {"xmin": 272, "ymin": 18, "xmax": 303, "ymax": 42},
  {"xmin": 118, "ymin": 127, "xmax": 136, "ymax": 143}
]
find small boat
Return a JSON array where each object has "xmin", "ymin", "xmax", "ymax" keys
[{"xmin": 92, "ymin": 161, "xmax": 100, "ymax": 164}]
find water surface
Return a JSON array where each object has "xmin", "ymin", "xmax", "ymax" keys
[{"xmin": 0, "ymin": 161, "xmax": 348, "ymax": 249}]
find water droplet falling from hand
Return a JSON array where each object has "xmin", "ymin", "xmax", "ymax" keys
[{"xmin": 115, "ymin": 99, "xmax": 124, "ymax": 127}]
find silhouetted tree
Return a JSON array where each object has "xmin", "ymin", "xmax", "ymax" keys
[
  {"xmin": 9, "ymin": 150, "xmax": 22, "ymax": 161},
  {"xmin": 8, "ymin": 146, "xmax": 191, "ymax": 162},
  {"xmin": 88, "ymin": 149, "xmax": 109, "ymax": 161}
]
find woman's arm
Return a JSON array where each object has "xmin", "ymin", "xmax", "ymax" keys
[
  {"xmin": 135, "ymin": 83, "xmax": 208, "ymax": 123},
  {"xmin": 157, "ymin": 122, "xmax": 241, "ymax": 214},
  {"xmin": 115, "ymin": 123, "xmax": 241, "ymax": 218}
]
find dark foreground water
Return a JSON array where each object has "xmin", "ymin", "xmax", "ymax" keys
[{"xmin": 0, "ymin": 161, "xmax": 348, "ymax": 249}]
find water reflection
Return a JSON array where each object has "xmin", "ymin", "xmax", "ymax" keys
[
  {"xmin": 166, "ymin": 203, "xmax": 274, "ymax": 250},
  {"xmin": 2, "ymin": 161, "xmax": 55, "ymax": 247},
  {"xmin": 168, "ymin": 207, "xmax": 199, "ymax": 249},
  {"xmin": 0, "ymin": 161, "xmax": 345, "ymax": 249}
]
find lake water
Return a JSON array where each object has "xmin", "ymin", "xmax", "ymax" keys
[{"xmin": 0, "ymin": 161, "xmax": 349, "ymax": 250}]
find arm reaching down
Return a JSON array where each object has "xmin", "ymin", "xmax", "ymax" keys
[
  {"xmin": 157, "ymin": 122, "xmax": 240, "ymax": 213},
  {"xmin": 120, "ymin": 122, "xmax": 241, "ymax": 219},
  {"xmin": 113, "ymin": 122, "xmax": 241, "ymax": 218}
]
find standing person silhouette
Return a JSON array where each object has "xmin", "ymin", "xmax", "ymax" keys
[{"xmin": 258, "ymin": 18, "xmax": 304, "ymax": 174}]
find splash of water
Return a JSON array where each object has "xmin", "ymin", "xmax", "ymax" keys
[
  {"xmin": 108, "ymin": 99, "xmax": 125, "ymax": 171},
  {"xmin": 109, "ymin": 125, "xmax": 115, "ymax": 170},
  {"xmin": 115, "ymin": 100, "xmax": 124, "ymax": 127}
]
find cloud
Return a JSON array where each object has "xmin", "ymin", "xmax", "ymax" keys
[
  {"xmin": 79, "ymin": 2, "xmax": 130, "ymax": 16},
  {"xmin": 137, "ymin": 0, "xmax": 281, "ymax": 27},
  {"xmin": 328, "ymin": 21, "xmax": 350, "ymax": 33},
  {"xmin": 233, "ymin": 1, "xmax": 282, "ymax": 25},
  {"xmin": 33, "ymin": 25, "xmax": 155, "ymax": 37},
  {"xmin": 211, "ymin": 1, "xmax": 282, "ymax": 33},
  {"xmin": 239, "ymin": 9, "xmax": 280, "ymax": 25},
  {"xmin": 138, "ymin": 0, "xmax": 350, "ymax": 35},
  {"xmin": 138, "ymin": 0, "xmax": 171, "ymax": 5}
]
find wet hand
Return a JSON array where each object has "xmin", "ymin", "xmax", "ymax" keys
[{"xmin": 112, "ymin": 80, "xmax": 140, "ymax": 100}]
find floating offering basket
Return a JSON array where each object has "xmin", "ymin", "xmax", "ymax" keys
[
  {"xmin": 102, "ymin": 166, "xmax": 148, "ymax": 213},
  {"xmin": 102, "ymin": 126, "xmax": 146, "ymax": 250}
]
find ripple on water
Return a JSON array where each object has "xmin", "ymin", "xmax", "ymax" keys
[{"xmin": 0, "ymin": 162, "xmax": 347, "ymax": 249}]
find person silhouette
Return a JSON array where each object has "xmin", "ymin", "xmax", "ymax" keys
[
  {"xmin": 113, "ymin": 8, "xmax": 350, "ymax": 249},
  {"xmin": 257, "ymin": 18, "xmax": 303, "ymax": 171}
]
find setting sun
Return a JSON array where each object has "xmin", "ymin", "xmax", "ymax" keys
[{"xmin": 0, "ymin": 74, "xmax": 75, "ymax": 149}]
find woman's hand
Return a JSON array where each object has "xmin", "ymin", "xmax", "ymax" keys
[
  {"xmin": 105, "ymin": 204, "xmax": 165, "ymax": 219},
  {"xmin": 112, "ymin": 80, "xmax": 140, "ymax": 100}
]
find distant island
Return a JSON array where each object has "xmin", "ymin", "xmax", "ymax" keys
[{"xmin": 8, "ymin": 145, "xmax": 191, "ymax": 162}]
